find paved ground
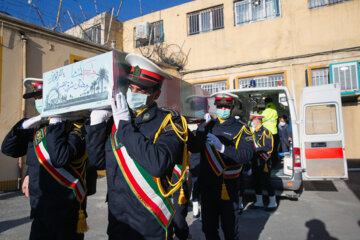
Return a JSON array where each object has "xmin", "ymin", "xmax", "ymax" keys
[{"xmin": 1, "ymin": 172, "xmax": 360, "ymax": 240}]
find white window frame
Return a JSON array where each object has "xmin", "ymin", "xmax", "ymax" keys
[
  {"xmin": 330, "ymin": 61, "xmax": 360, "ymax": 95},
  {"xmin": 188, "ymin": 5, "xmax": 224, "ymax": 35},
  {"xmin": 311, "ymin": 68, "xmax": 330, "ymax": 86},
  {"xmin": 234, "ymin": 0, "xmax": 281, "ymax": 26},
  {"xmin": 238, "ymin": 73, "xmax": 285, "ymax": 88},
  {"xmin": 195, "ymin": 81, "xmax": 227, "ymax": 94},
  {"xmin": 309, "ymin": 0, "xmax": 350, "ymax": 9}
]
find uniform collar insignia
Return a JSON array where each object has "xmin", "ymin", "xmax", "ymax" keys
[{"xmin": 143, "ymin": 113, "xmax": 150, "ymax": 121}]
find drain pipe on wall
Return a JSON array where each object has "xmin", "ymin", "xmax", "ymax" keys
[
  {"xmin": 19, "ymin": 32, "xmax": 28, "ymax": 188},
  {"xmin": 290, "ymin": 63, "xmax": 297, "ymax": 117}
]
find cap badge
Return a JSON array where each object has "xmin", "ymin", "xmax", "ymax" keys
[{"xmin": 133, "ymin": 65, "xmax": 141, "ymax": 77}]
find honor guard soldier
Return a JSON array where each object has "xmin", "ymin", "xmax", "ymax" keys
[
  {"xmin": 249, "ymin": 113, "xmax": 277, "ymax": 210},
  {"xmin": 85, "ymin": 53, "xmax": 189, "ymax": 240},
  {"xmin": 186, "ymin": 95, "xmax": 210, "ymax": 218},
  {"xmin": 188, "ymin": 92, "xmax": 253, "ymax": 240},
  {"xmin": 1, "ymin": 78, "xmax": 88, "ymax": 240}
]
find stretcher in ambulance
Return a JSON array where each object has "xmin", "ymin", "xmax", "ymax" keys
[{"xmin": 222, "ymin": 84, "xmax": 347, "ymax": 199}]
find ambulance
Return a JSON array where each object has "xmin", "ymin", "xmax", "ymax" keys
[{"xmin": 221, "ymin": 84, "xmax": 348, "ymax": 199}]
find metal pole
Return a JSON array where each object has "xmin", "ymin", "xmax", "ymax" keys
[
  {"xmin": 104, "ymin": 8, "xmax": 114, "ymax": 45},
  {"xmin": 52, "ymin": 0, "xmax": 63, "ymax": 30},
  {"xmin": 139, "ymin": 0, "xmax": 142, "ymax": 16},
  {"xmin": 116, "ymin": 0, "xmax": 124, "ymax": 18}
]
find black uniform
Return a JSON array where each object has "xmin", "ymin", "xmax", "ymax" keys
[
  {"xmin": 85, "ymin": 103, "xmax": 185, "ymax": 240},
  {"xmin": 252, "ymin": 125, "xmax": 274, "ymax": 196},
  {"xmin": 1, "ymin": 119, "xmax": 87, "ymax": 240},
  {"xmin": 168, "ymin": 172, "xmax": 190, "ymax": 240},
  {"xmin": 189, "ymin": 149, "xmax": 201, "ymax": 203},
  {"xmin": 188, "ymin": 117, "xmax": 253, "ymax": 240}
]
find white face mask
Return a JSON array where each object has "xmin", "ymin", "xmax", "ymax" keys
[
  {"xmin": 126, "ymin": 88, "xmax": 148, "ymax": 111},
  {"xmin": 279, "ymin": 121, "xmax": 286, "ymax": 127},
  {"xmin": 35, "ymin": 99, "xmax": 43, "ymax": 114}
]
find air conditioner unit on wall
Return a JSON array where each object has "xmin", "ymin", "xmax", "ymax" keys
[{"xmin": 135, "ymin": 22, "xmax": 150, "ymax": 41}]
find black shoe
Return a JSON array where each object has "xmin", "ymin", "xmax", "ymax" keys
[
  {"xmin": 265, "ymin": 206, "xmax": 277, "ymax": 211},
  {"xmin": 250, "ymin": 204, "xmax": 264, "ymax": 209}
]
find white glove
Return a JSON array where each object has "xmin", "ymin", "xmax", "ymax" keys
[
  {"xmin": 207, "ymin": 133, "xmax": 225, "ymax": 153},
  {"xmin": 21, "ymin": 115, "xmax": 42, "ymax": 129},
  {"xmin": 198, "ymin": 113, "xmax": 211, "ymax": 131},
  {"xmin": 90, "ymin": 110, "xmax": 112, "ymax": 126},
  {"xmin": 111, "ymin": 92, "xmax": 131, "ymax": 128}
]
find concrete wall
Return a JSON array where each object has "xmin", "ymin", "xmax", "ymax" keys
[
  {"xmin": 122, "ymin": 0, "xmax": 360, "ymax": 159},
  {"xmin": 65, "ymin": 12, "xmax": 123, "ymax": 50},
  {"xmin": 0, "ymin": 15, "xmax": 110, "ymax": 190}
]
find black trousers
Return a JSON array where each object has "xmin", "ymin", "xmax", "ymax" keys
[
  {"xmin": 30, "ymin": 216, "xmax": 84, "ymax": 240},
  {"xmin": 191, "ymin": 174, "xmax": 200, "ymax": 202},
  {"xmin": 272, "ymin": 134, "xmax": 280, "ymax": 167},
  {"xmin": 201, "ymin": 188, "xmax": 240, "ymax": 240},
  {"xmin": 168, "ymin": 186, "xmax": 190, "ymax": 240},
  {"xmin": 252, "ymin": 165, "xmax": 275, "ymax": 196}
]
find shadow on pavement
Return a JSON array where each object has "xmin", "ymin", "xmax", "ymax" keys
[
  {"xmin": 238, "ymin": 204, "xmax": 274, "ymax": 240},
  {"xmin": 305, "ymin": 219, "xmax": 338, "ymax": 240},
  {"xmin": 303, "ymin": 181, "xmax": 338, "ymax": 192},
  {"xmin": 0, "ymin": 216, "xmax": 31, "ymax": 233},
  {"xmin": 0, "ymin": 191, "xmax": 22, "ymax": 200}
]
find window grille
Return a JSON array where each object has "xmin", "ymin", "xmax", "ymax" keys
[
  {"xmin": 234, "ymin": 0, "xmax": 280, "ymax": 26},
  {"xmin": 238, "ymin": 73, "xmax": 284, "ymax": 88},
  {"xmin": 83, "ymin": 25, "xmax": 101, "ymax": 44},
  {"xmin": 311, "ymin": 68, "xmax": 330, "ymax": 86},
  {"xmin": 309, "ymin": 0, "xmax": 349, "ymax": 9},
  {"xmin": 188, "ymin": 6, "xmax": 224, "ymax": 35},
  {"xmin": 195, "ymin": 81, "xmax": 227, "ymax": 94}
]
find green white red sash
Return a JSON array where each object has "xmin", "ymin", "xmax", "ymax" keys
[
  {"xmin": 173, "ymin": 164, "xmax": 188, "ymax": 182},
  {"xmin": 253, "ymin": 132, "xmax": 271, "ymax": 160},
  {"xmin": 204, "ymin": 143, "xmax": 242, "ymax": 178},
  {"xmin": 33, "ymin": 127, "xmax": 86, "ymax": 202},
  {"xmin": 110, "ymin": 125, "xmax": 174, "ymax": 230}
]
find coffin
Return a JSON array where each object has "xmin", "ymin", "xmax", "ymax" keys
[{"xmin": 41, "ymin": 50, "xmax": 209, "ymax": 119}]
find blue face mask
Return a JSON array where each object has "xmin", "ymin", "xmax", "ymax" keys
[
  {"xmin": 194, "ymin": 110, "xmax": 205, "ymax": 118},
  {"xmin": 35, "ymin": 99, "xmax": 43, "ymax": 114},
  {"xmin": 126, "ymin": 88, "xmax": 148, "ymax": 111},
  {"xmin": 216, "ymin": 109, "xmax": 231, "ymax": 119}
]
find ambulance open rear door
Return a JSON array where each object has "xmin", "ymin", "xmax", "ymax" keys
[{"xmin": 299, "ymin": 84, "xmax": 348, "ymax": 180}]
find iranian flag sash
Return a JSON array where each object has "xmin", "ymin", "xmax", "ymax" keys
[
  {"xmin": 204, "ymin": 143, "xmax": 242, "ymax": 179},
  {"xmin": 33, "ymin": 127, "xmax": 86, "ymax": 203},
  {"xmin": 110, "ymin": 125, "xmax": 175, "ymax": 230},
  {"xmin": 173, "ymin": 164, "xmax": 188, "ymax": 182},
  {"xmin": 253, "ymin": 132, "xmax": 271, "ymax": 160}
]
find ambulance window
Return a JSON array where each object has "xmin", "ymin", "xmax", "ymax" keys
[{"xmin": 305, "ymin": 104, "xmax": 338, "ymax": 135}]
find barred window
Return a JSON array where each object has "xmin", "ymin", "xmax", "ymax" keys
[
  {"xmin": 188, "ymin": 5, "xmax": 224, "ymax": 35},
  {"xmin": 234, "ymin": 0, "xmax": 280, "ymax": 26},
  {"xmin": 311, "ymin": 68, "xmax": 330, "ymax": 86},
  {"xmin": 83, "ymin": 25, "xmax": 101, "ymax": 44},
  {"xmin": 195, "ymin": 81, "xmax": 227, "ymax": 94},
  {"xmin": 309, "ymin": 0, "xmax": 350, "ymax": 9},
  {"xmin": 238, "ymin": 73, "xmax": 284, "ymax": 88}
]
